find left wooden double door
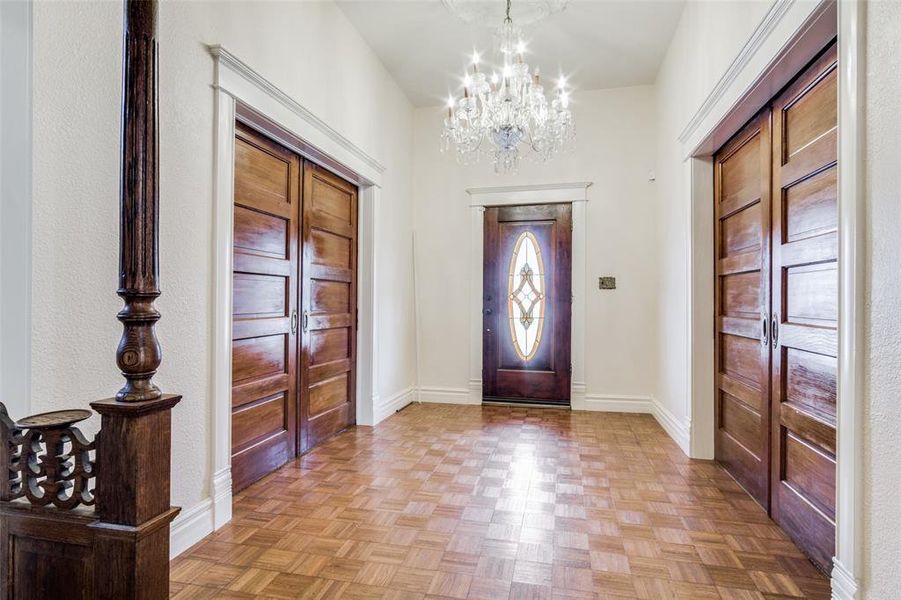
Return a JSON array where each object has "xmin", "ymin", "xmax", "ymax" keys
[{"xmin": 231, "ymin": 123, "xmax": 358, "ymax": 491}]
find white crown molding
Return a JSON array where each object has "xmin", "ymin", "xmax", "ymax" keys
[
  {"xmin": 466, "ymin": 181, "xmax": 592, "ymax": 207},
  {"xmin": 677, "ymin": 0, "xmax": 794, "ymax": 145},
  {"xmin": 208, "ymin": 45, "xmax": 385, "ymax": 181}
]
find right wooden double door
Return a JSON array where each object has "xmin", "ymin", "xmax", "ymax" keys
[
  {"xmin": 231, "ymin": 122, "xmax": 358, "ymax": 492},
  {"xmin": 714, "ymin": 42, "xmax": 837, "ymax": 573}
]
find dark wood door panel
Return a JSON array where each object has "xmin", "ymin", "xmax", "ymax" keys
[
  {"xmin": 714, "ymin": 110, "xmax": 772, "ymax": 509},
  {"xmin": 299, "ymin": 162, "xmax": 358, "ymax": 453},
  {"xmin": 231, "ymin": 124, "xmax": 300, "ymax": 491},
  {"xmin": 770, "ymin": 41, "xmax": 837, "ymax": 574},
  {"xmin": 483, "ymin": 204, "xmax": 572, "ymax": 404}
]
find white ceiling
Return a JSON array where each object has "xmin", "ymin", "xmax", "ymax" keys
[{"xmin": 336, "ymin": 0, "xmax": 686, "ymax": 107}]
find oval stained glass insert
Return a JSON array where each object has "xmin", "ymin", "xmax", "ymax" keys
[{"xmin": 507, "ymin": 231, "xmax": 546, "ymax": 361}]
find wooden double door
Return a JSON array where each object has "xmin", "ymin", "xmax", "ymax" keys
[
  {"xmin": 231, "ymin": 123, "xmax": 358, "ymax": 491},
  {"xmin": 714, "ymin": 42, "xmax": 837, "ymax": 573}
]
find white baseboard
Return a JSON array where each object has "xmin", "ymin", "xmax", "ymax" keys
[
  {"xmin": 579, "ymin": 394, "xmax": 654, "ymax": 413},
  {"xmin": 419, "ymin": 386, "xmax": 479, "ymax": 405},
  {"xmin": 468, "ymin": 379, "xmax": 482, "ymax": 404},
  {"xmin": 576, "ymin": 393, "xmax": 691, "ymax": 455},
  {"xmin": 373, "ymin": 386, "xmax": 417, "ymax": 423},
  {"xmin": 831, "ymin": 558, "xmax": 859, "ymax": 600},
  {"xmin": 652, "ymin": 399, "xmax": 691, "ymax": 455},
  {"xmin": 570, "ymin": 382, "xmax": 587, "ymax": 409},
  {"xmin": 211, "ymin": 467, "xmax": 232, "ymax": 529},
  {"xmin": 170, "ymin": 497, "xmax": 214, "ymax": 558}
]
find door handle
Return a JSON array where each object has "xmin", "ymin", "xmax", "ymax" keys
[
  {"xmin": 485, "ymin": 308, "xmax": 492, "ymax": 315},
  {"xmin": 291, "ymin": 310, "xmax": 298, "ymax": 335},
  {"xmin": 302, "ymin": 310, "xmax": 310, "ymax": 333},
  {"xmin": 772, "ymin": 313, "xmax": 779, "ymax": 349},
  {"xmin": 760, "ymin": 314, "xmax": 768, "ymax": 347}
]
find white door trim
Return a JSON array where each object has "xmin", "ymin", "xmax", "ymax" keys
[
  {"xmin": 682, "ymin": 0, "xmax": 862, "ymax": 595},
  {"xmin": 205, "ymin": 45, "xmax": 384, "ymax": 538},
  {"xmin": 465, "ymin": 182, "xmax": 591, "ymax": 407},
  {"xmin": 0, "ymin": 0, "xmax": 33, "ymax": 419},
  {"xmin": 832, "ymin": 1, "xmax": 865, "ymax": 596}
]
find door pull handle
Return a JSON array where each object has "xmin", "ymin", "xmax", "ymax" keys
[
  {"xmin": 291, "ymin": 310, "xmax": 298, "ymax": 335},
  {"xmin": 303, "ymin": 310, "xmax": 310, "ymax": 333},
  {"xmin": 772, "ymin": 314, "xmax": 779, "ymax": 349},
  {"xmin": 761, "ymin": 315, "xmax": 768, "ymax": 347}
]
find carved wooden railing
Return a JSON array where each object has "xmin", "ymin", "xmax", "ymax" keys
[
  {"xmin": 0, "ymin": 1, "xmax": 180, "ymax": 598},
  {"xmin": 0, "ymin": 406, "xmax": 95, "ymax": 509}
]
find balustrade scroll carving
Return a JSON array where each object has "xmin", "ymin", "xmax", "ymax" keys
[
  {"xmin": 0, "ymin": 404, "xmax": 24, "ymax": 502},
  {"xmin": 0, "ymin": 404, "xmax": 96, "ymax": 510}
]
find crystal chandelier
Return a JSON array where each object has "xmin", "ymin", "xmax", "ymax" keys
[{"xmin": 441, "ymin": 0, "xmax": 575, "ymax": 173}]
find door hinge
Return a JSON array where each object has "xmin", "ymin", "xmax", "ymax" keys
[
  {"xmin": 569, "ymin": 363, "xmax": 573, "ymax": 374},
  {"xmin": 355, "ymin": 308, "xmax": 359, "ymax": 330}
]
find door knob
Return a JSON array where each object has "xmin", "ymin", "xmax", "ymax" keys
[{"xmin": 485, "ymin": 308, "xmax": 492, "ymax": 315}]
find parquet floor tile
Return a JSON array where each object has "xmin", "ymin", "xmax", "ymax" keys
[{"xmin": 172, "ymin": 404, "xmax": 829, "ymax": 599}]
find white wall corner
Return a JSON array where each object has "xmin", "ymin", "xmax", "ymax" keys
[
  {"xmin": 579, "ymin": 394, "xmax": 654, "ymax": 414},
  {"xmin": 570, "ymin": 382, "xmax": 587, "ymax": 410},
  {"xmin": 652, "ymin": 399, "xmax": 691, "ymax": 456},
  {"xmin": 373, "ymin": 386, "xmax": 416, "ymax": 424},
  {"xmin": 170, "ymin": 497, "xmax": 214, "ymax": 559},
  {"xmin": 830, "ymin": 558, "xmax": 859, "ymax": 600}
]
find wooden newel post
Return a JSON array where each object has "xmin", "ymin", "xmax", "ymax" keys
[
  {"xmin": 88, "ymin": 0, "xmax": 181, "ymax": 597},
  {"xmin": 0, "ymin": 1, "xmax": 179, "ymax": 597}
]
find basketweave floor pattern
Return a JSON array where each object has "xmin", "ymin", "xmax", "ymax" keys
[{"xmin": 170, "ymin": 403, "xmax": 829, "ymax": 600}]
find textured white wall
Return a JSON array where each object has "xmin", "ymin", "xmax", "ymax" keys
[
  {"xmin": 30, "ymin": 0, "xmax": 416, "ymax": 514},
  {"xmin": 412, "ymin": 85, "xmax": 659, "ymax": 403},
  {"xmin": 862, "ymin": 2, "xmax": 901, "ymax": 597},
  {"xmin": 652, "ymin": 0, "xmax": 774, "ymax": 439}
]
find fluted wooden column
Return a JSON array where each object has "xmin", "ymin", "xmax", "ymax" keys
[
  {"xmin": 89, "ymin": 2, "xmax": 181, "ymax": 597},
  {"xmin": 115, "ymin": 0, "xmax": 162, "ymax": 403}
]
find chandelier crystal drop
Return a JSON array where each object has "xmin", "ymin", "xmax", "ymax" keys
[{"xmin": 441, "ymin": 0, "xmax": 575, "ymax": 173}]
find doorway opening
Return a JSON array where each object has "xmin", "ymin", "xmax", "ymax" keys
[{"xmin": 230, "ymin": 116, "xmax": 359, "ymax": 492}]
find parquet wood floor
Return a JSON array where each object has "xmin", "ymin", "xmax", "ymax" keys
[{"xmin": 170, "ymin": 404, "xmax": 829, "ymax": 599}]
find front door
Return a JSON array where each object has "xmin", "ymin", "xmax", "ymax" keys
[{"xmin": 483, "ymin": 204, "xmax": 572, "ymax": 404}]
